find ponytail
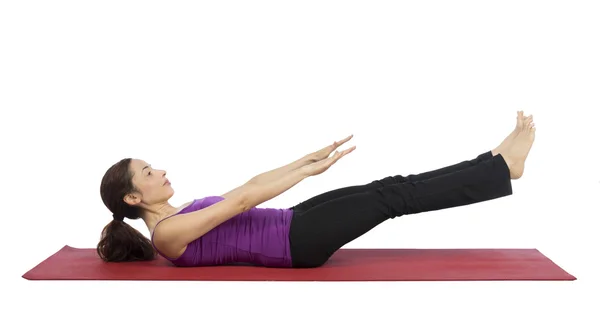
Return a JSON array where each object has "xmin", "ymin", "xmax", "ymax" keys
[{"xmin": 96, "ymin": 218, "xmax": 156, "ymax": 262}]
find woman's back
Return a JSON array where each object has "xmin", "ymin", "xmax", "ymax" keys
[{"xmin": 151, "ymin": 196, "xmax": 294, "ymax": 267}]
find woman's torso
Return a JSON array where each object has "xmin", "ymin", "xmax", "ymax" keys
[{"xmin": 150, "ymin": 196, "xmax": 294, "ymax": 268}]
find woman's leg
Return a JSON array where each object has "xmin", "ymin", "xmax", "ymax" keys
[
  {"xmin": 289, "ymin": 151, "xmax": 493, "ymax": 212},
  {"xmin": 288, "ymin": 153, "xmax": 512, "ymax": 268}
]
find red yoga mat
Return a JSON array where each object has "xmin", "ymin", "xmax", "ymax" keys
[{"xmin": 22, "ymin": 245, "xmax": 576, "ymax": 281}]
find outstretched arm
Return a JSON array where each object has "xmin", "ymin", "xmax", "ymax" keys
[
  {"xmin": 222, "ymin": 135, "xmax": 354, "ymax": 201},
  {"xmin": 248, "ymin": 135, "xmax": 354, "ymax": 185},
  {"xmin": 243, "ymin": 167, "xmax": 310, "ymax": 210},
  {"xmin": 221, "ymin": 154, "xmax": 311, "ymax": 200},
  {"xmin": 248, "ymin": 154, "xmax": 313, "ymax": 185},
  {"xmin": 242, "ymin": 145, "xmax": 354, "ymax": 209}
]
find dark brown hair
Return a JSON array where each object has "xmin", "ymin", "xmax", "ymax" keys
[{"xmin": 98, "ymin": 158, "xmax": 157, "ymax": 262}]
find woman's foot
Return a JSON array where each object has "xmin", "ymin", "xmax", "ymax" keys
[
  {"xmin": 491, "ymin": 111, "xmax": 526, "ymax": 156},
  {"xmin": 493, "ymin": 114, "xmax": 536, "ymax": 179}
]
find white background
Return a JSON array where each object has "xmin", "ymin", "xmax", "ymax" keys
[{"xmin": 2, "ymin": 1, "xmax": 599, "ymax": 334}]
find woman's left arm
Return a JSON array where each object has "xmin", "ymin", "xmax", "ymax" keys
[
  {"xmin": 248, "ymin": 134, "xmax": 354, "ymax": 185},
  {"xmin": 248, "ymin": 154, "xmax": 313, "ymax": 185}
]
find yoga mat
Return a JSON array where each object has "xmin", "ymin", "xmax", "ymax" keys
[{"xmin": 22, "ymin": 245, "xmax": 576, "ymax": 281}]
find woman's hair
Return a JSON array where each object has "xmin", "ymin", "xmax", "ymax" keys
[{"xmin": 98, "ymin": 158, "xmax": 157, "ymax": 262}]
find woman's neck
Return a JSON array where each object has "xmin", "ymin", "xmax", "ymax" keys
[{"xmin": 142, "ymin": 201, "xmax": 193, "ymax": 233}]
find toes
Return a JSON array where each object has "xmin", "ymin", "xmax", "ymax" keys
[{"xmin": 516, "ymin": 111, "xmax": 524, "ymax": 128}]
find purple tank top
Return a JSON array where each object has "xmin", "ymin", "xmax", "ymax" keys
[{"xmin": 150, "ymin": 196, "xmax": 294, "ymax": 267}]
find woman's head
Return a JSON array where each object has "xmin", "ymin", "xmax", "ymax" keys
[{"xmin": 97, "ymin": 158, "xmax": 173, "ymax": 262}]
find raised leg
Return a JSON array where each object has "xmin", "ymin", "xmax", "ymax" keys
[
  {"xmin": 289, "ymin": 109, "xmax": 534, "ymax": 213},
  {"xmin": 289, "ymin": 110, "xmax": 536, "ymax": 268},
  {"xmin": 289, "ymin": 151, "xmax": 493, "ymax": 212},
  {"xmin": 288, "ymin": 153, "xmax": 513, "ymax": 268}
]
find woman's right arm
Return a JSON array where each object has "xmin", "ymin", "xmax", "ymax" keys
[
  {"xmin": 154, "ymin": 167, "xmax": 310, "ymax": 256},
  {"xmin": 155, "ymin": 196, "xmax": 249, "ymax": 255}
]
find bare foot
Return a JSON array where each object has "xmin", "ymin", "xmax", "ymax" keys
[
  {"xmin": 491, "ymin": 111, "xmax": 526, "ymax": 156},
  {"xmin": 496, "ymin": 114, "xmax": 536, "ymax": 179}
]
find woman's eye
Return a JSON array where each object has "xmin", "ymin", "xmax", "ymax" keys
[{"xmin": 148, "ymin": 171, "xmax": 152, "ymax": 175}]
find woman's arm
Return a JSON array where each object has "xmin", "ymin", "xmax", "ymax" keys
[
  {"xmin": 242, "ymin": 167, "xmax": 310, "ymax": 210},
  {"xmin": 248, "ymin": 154, "xmax": 313, "ymax": 185},
  {"xmin": 248, "ymin": 135, "xmax": 354, "ymax": 185},
  {"xmin": 221, "ymin": 155, "xmax": 311, "ymax": 200}
]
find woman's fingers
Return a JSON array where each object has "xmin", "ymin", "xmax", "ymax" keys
[
  {"xmin": 327, "ymin": 145, "xmax": 355, "ymax": 164},
  {"xmin": 338, "ymin": 134, "xmax": 353, "ymax": 145},
  {"xmin": 333, "ymin": 134, "xmax": 354, "ymax": 149},
  {"xmin": 334, "ymin": 146, "xmax": 354, "ymax": 162},
  {"xmin": 341, "ymin": 146, "xmax": 355, "ymax": 156}
]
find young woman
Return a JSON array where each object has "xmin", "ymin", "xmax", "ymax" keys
[{"xmin": 98, "ymin": 111, "xmax": 535, "ymax": 268}]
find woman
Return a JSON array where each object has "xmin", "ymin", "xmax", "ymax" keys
[{"xmin": 98, "ymin": 111, "xmax": 535, "ymax": 268}]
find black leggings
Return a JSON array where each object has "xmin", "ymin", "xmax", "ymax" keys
[{"xmin": 287, "ymin": 151, "xmax": 513, "ymax": 268}]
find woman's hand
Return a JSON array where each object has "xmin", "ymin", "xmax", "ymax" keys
[
  {"xmin": 307, "ymin": 134, "xmax": 354, "ymax": 163},
  {"xmin": 302, "ymin": 145, "xmax": 356, "ymax": 177}
]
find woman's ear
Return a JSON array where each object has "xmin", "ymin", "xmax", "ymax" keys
[{"xmin": 123, "ymin": 192, "xmax": 141, "ymax": 206}]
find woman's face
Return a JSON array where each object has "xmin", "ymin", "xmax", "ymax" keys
[{"xmin": 125, "ymin": 159, "xmax": 173, "ymax": 207}]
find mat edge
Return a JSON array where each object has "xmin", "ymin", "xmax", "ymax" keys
[{"xmin": 22, "ymin": 244, "xmax": 73, "ymax": 280}]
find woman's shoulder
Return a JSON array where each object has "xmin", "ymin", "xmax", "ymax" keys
[
  {"xmin": 176, "ymin": 196, "xmax": 225, "ymax": 214},
  {"xmin": 194, "ymin": 195, "xmax": 226, "ymax": 207}
]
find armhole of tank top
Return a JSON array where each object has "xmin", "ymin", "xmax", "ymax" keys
[{"xmin": 150, "ymin": 199, "xmax": 200, "ymax": 260}]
